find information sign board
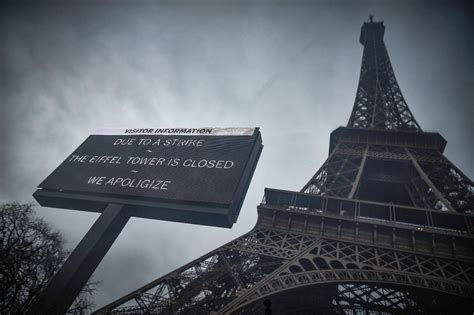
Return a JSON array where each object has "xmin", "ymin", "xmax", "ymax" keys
[{"xmin": 33, "ymin": 127, "xmax": 262, "ymax": 227}]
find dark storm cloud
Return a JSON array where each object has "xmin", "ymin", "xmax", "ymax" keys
[{"xmin": 1, "ymin": 0, "xmax": 472, "ymax": 309}]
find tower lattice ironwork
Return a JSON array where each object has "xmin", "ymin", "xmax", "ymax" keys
[{"xmin": 94, "ymin": 18, "xmax": 474, "ymax": 314}]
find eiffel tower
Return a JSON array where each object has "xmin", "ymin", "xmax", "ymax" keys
[{"xmin": 95, "ymin": 17, "xmax": 474, "ymax": 314}]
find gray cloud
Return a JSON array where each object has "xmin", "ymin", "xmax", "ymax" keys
[{"xmin": 1, "ymin": 0, "xmax": 472, "ymax": 310}]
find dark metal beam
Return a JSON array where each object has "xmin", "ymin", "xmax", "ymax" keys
[{"xmin": 27, "ymin": 204, "xmax": 130, "ymax": 315}]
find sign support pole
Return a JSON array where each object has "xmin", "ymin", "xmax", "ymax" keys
[{"xmin": 27, "ymin": 203, "xmax": 130, "ymax": 315}]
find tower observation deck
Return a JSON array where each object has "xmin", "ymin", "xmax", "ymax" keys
[{"xmin": 95, "ymin": 17, "xmax": 474, "ymax": 314}]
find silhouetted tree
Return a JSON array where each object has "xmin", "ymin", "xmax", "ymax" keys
[{"xmin": 0, "ymin": 202, "xmax": 98, "ymax": 314}]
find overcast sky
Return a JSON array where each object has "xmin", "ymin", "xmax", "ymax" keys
[{"xmin": 1, "ymin": 0, "xmax": 473, "ymax": 310}]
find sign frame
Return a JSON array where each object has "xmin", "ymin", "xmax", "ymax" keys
[{"xmin": 33, "ymin": 127, "xmax": 263, "ymax": 228}]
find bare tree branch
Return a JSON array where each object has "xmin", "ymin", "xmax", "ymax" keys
[{"xmin": 0, "ymin": 202, "xmax": 98, "ymax": 314}]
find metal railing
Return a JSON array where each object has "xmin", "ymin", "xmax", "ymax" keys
[{"xmin": 260, "ymin": 188, "xmax": 473, "ymax": 235}]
